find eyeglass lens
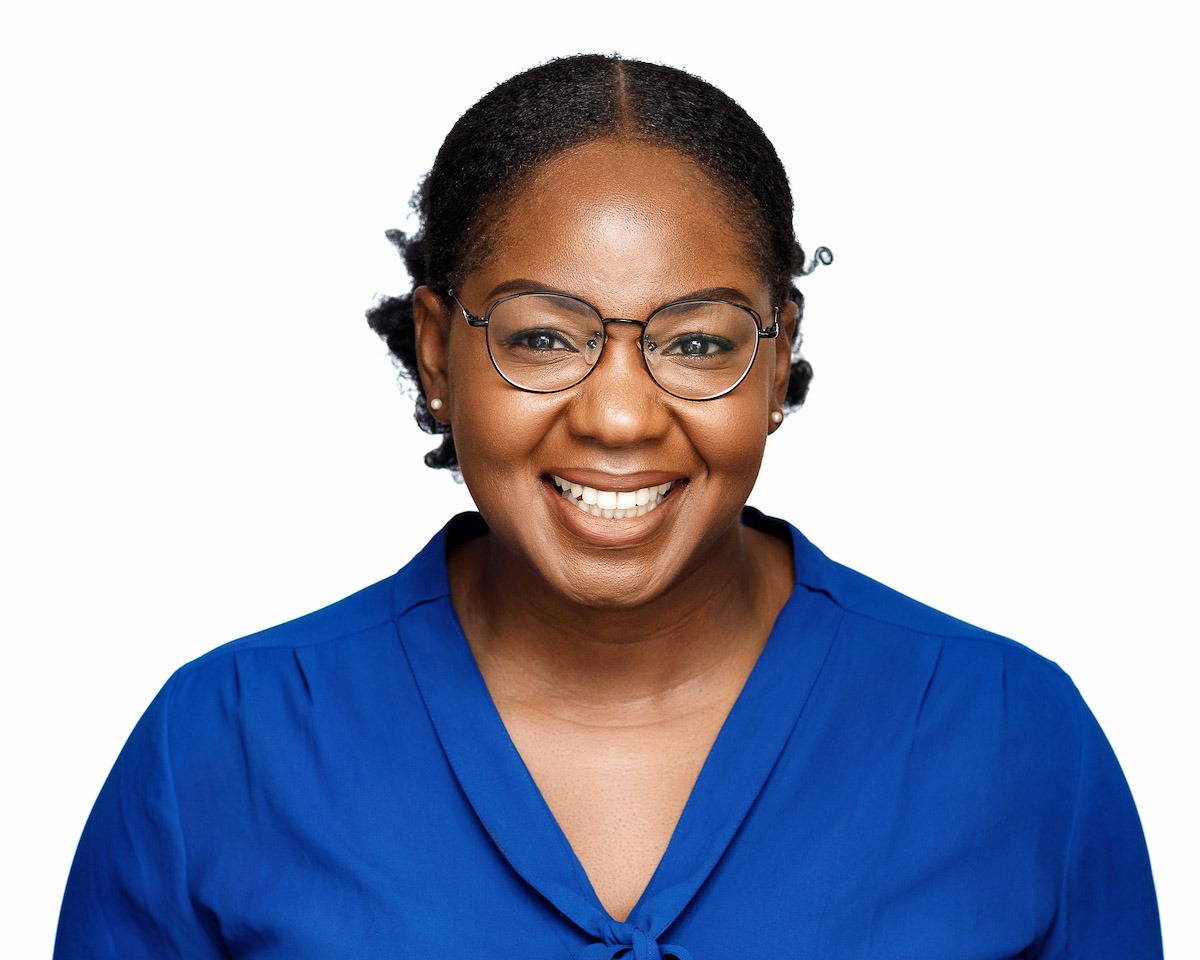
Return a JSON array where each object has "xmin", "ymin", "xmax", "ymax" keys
[{"xmin": 484, "ymin": 294, "xmax": 761, "ymax": 400}]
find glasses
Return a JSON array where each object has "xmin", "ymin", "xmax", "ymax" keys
[{"xmin": 449, "ymin": 290, "xmax": 779, "ymax": 401}]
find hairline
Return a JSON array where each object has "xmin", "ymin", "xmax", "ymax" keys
[{"xmin": 447, "ymin": 133, "xmax": 781, "ymax": 302}]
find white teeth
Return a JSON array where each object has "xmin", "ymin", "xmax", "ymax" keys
[{"xmin": 551, "ymin": 475, "xmax": 675, "ymax": 519}]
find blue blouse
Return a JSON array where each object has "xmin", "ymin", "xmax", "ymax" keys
[{"xmin": 55, "ymin": 510, "xmax": 1161, "ymax": 959}]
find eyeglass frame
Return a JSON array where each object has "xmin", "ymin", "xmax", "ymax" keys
[{"xmin": 446, "ymin": 288, "xmax": 781, "ymax": 402}]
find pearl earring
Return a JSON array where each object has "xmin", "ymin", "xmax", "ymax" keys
[
  {"xmin": 770, "ymin": 411, "xmax": 784, "ymax": 425},
  {"xmin": 429, "ymin": 398, "xmax": 444, "ymax": 411}
]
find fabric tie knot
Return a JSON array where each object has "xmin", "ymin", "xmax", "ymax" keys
[{"xmin": 577, "ymin": 920, "xmax": 694, "ymax": 960}]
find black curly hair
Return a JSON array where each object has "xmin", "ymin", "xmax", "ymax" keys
[{"xmin": 367, "ymin": 53, "xmax": 819, "ymax": 472}]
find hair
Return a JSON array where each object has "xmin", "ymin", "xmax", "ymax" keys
[{"xmin": 367, "ymin": 54, "xmax": 817, "ymax": 472}]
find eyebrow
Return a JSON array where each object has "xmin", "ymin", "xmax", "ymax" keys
[
  {"xmin": 480, "ymin": 279, "xmax": 758, "ymax": 312},
  {"xmin": 482, "ymin": 278, "xmax": 569, "ymax": 301}
]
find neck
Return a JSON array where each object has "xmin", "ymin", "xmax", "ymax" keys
[{"xmin": 448, "ymin": 516, "xmax": 793, "ymax": 714}]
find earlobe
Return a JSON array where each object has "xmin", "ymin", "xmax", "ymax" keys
[{"xmin": 413, "ymin": 286, "xmax": 453, "ymax": 423}]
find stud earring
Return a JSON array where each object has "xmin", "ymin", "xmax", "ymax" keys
[
  {"xmin": 429, "ymin": 398, "xmax": 444, "ymax": 411},
  {"xmin": 770, "ymin": 410, "xmax": 784, "ymax": 425}
]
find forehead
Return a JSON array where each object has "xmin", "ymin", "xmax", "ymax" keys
[{"xmin": 466, "ymin": 139, "xmax": 767, "ymax": 313}]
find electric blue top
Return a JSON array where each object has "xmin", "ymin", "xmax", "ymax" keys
[{"xmin": 55, "ymin": 510, "xmax": 1161, "ymax": 959}]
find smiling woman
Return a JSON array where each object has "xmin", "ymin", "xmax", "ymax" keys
[{"xmin": 54, "ymin": 56, "xmax": 1162, "ymax": 960}]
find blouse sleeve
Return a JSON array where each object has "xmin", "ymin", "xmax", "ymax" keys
[
  {"xmin": 1038, "ymin": 689, "xmax": 1162, "ymax": 959},
  {"xmin": 54, "ymin": 679, "xmax": 225, "ymax": 960}
]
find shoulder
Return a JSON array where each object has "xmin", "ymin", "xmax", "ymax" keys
[
  {"xmin": 206, "ymin": 573, "xmax": 397, "ymax": 658},
  {"xmin": 151, "ymin": 518, "xmax": 465, "ymax": 745},
  {"xmin": 159, "ymin": 572, "xmax": 399, "ymax": 712},
  {"xmin": 750, "ymin": 509, "xmax": 1087, "ymax": 742},
  {"xmin": 771, "ymin": 510, "xmax": 1062, "ymax": 664},
  {"xmin": 762, "ymin": 513, "xmax": 1108, "ymax": 821},
  {"xmin": 171, "ymin": 514, "xmax": 466, "ymax": 683}
]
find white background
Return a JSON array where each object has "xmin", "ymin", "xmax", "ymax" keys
[{"xmin": 3, "ymin": 1, "xmax": 1195, "ymax": 955}]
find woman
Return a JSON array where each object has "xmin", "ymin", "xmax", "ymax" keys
[{"xmin": 55, "ymin": 55, "xmax": 1160, "ymax": 959}]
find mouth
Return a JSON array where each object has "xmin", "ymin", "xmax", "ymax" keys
[{"xmin": 550, "ymin": 474, "xmax": 676, "ymax": 519}]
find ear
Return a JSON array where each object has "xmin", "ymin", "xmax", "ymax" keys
[
  {"xmin": 770, "ymin": 299, "xmax": 799, "ymax": 414},
  {"xmin": 413, "ymin": 286, "xmax": 453, "ymax": 423}
]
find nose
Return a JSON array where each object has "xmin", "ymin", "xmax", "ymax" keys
[{"xmin": 565, "ymin": 321, "xmax": 670, "ymax": 447}]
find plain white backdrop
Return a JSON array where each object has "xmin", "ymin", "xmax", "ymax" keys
[{"xmin": 3, "ymin": 1, "xmax": 1195, "ymax": 955}]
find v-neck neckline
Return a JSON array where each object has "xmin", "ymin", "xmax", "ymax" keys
[{"xmin": 393, "ymin": 510, "xmax": 843, "ymax": 955}]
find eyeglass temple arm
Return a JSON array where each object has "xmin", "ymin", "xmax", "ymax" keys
[{"xmin": 448, "ymin": 290, "xmax": 489, "ymax": 327}]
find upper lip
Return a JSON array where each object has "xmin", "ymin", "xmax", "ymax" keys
[{"xmin": 546, "ymin": 469, "xmax": 685, "ymax": 491}]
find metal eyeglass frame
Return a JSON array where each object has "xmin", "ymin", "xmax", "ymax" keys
[{"xmin": 447, "ymin": 289, "xmax": 780, "ymax": 402}]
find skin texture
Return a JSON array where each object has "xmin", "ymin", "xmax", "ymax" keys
[{"xmin": 413, "ymin": 139, "xmax": 797, "ymax": 921}]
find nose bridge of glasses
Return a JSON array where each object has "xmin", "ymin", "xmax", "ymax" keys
[
  {"xmin": 572, "ymin": 317, "xmax": 665, "ymax": 427},
  {"xmin": 598, "ymin": 316, "xmax": 648, "ymax": 341},
  {"xmin": 590, "ymin": 317, "xmax": 653, "ymax": 380}
]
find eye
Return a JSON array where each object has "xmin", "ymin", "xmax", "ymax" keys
[
  {"xmin": 661, "ymin": 333, "xmax": 736, "ymax": 357},
  {"xmin": 502, "ymin": 328, "xmax": 578, "ymax": 353}
]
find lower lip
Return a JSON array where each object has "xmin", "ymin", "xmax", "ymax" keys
[{"xmin": 542, "ymin": 478, "xmax": 683, "ymax": 546}]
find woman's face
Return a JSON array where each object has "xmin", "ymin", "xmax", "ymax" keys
[{"xmin": 415, "ymin": 139, "xmax": 795, "ymax": 609}]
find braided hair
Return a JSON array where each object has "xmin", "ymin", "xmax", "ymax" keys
[{"xmin": 367, "ymin": 54, "xmax": 815, "ymax": 472}]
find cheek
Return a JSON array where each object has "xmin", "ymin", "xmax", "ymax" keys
[
  {"xmin": 687, "ymin": 402, "xmax": 770, "ymax": 488},
  {"xmin": 447, "ymin": 351, "xmax": 561, "ymax": 484}
]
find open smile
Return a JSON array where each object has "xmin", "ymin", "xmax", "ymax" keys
[{"xmin": 550, "ymin": 474, "xmax": 676, "ymax": 519}]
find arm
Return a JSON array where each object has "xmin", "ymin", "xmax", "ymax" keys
[
  {"xmin": 1037, "ymin": 691, "xmax": 1161, "ymax": 959},
  {"xmin": 54, "ymin": 680, "xmax": 226, "ymax": 960}
]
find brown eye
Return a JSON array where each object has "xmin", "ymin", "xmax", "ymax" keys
[
  {"xmin": 661, "ymin": 334, "xmax": 736, "ymax": 357},
  {"xmin": 502, "ymin": 329, "xmax": 577, "ymax": 353}
]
